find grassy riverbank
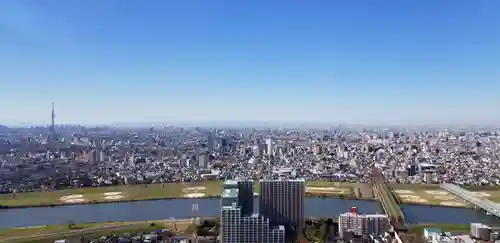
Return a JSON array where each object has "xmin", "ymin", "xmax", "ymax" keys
[
  {"xmin": 0, "ymin": 219, "xmax": 194, "ymax": 243},
  {"xmin": 0, "ymin": 180, "xmax": 355, "ymax": 208},
  {"xmin": 408, "ymin": 223, "xmax": 470, "ymax": 235},
  {"xmin": 389, "ymin": 183, "xmax": 500, "ymax": 206},
  {"xmin": 2, "ymin": 180, "xmax": 500, "ymax": 209},
  {"xmin": 5, "ymin": 217, "xmax": 335, "ymax": 243},
  {"xmin": 0, "ymin": 181, "xmax": 224, "ymax": 207}
]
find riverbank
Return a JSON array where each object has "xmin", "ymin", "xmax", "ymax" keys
[
  {"xmin": 407, "ymin": 223, "xmax": 470, "ymax": 235},
  {"xmin": 2, "ymin": 181, "xmax": 500, "ymax": 209},
  {"xmin": 0, "ymin": 181, "xmax": 225, "ymax": 207},
  {"xmin": 0, "ymin": 218, "xmax": 195, "ymax": 243},
  {"xmin": 0, "ymin": 193, "xmax": 368, "ymax": 210},
  {"xmin": 0, "ymin": 180, "xmax": 356, "ymax": 209},
  {"xmin": 390, "ymin": 183, "xmax": 500, "ymax": 206},
  {"xmin": 2, "ymin": 220, "xmax": 473, "ymax": 242},
  {"xmin": 1, "ymin": 197, "xmax": 496, "ymax": 230}
]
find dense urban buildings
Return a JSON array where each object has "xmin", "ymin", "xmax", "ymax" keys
[
  {"xmin": 259, "ymin": 179, "xmax": 305, "ymax": 240},
  {"xmin": 220, "ymin": 180, "xmax": 285, "ymax": 243},
  {"xmin": 2, "ymin": 118, "xmax": 500, "ymax": 195}
]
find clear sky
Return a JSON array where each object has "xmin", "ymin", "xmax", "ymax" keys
[{"xmin": 0, "ymin": 0, "xmax": 499, "ymax": 126}]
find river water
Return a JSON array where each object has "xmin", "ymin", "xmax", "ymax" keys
[{"xmin": 1, "ymin": 198, "xmax": 499, "ymax": 229}]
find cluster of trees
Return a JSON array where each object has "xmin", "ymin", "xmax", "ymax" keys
[{"xmin": 297, "ymin": 218, "xmax": 334, "ymax": 243}]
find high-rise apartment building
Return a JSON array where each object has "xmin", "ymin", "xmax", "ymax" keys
[
  {"xmin": 266, "ymin": 138, "xmax": 273, "ymax": 157},
  {"xmin": 220, "ymin": 181, "xmax": 285, "ymax": 243},
  {"xmin": 198, "ymin": 154, "xmax": 207, "ymax": 168},
  {"xmin": 338, "ymin": 207, "xmax": 390, "ymax": 238},
  {"xmin": 207, "ymin": 131, "xmax": 215, "ymax": 152},
  {"xmin": 259, "ymin": 179, "xmax": 305, "ymax": 239},
  {"xmin": 237, "ymin": 180, "xmax": 254, "ymax": 216},
  {"xmin": 221, "ymin": 203, "xmax": 285, "ymax": 243},
  {"xmin": 470, "ymin": 223, "xmax": 492, "ymax": 240},
  {"xmin": 222, "ymin": 180, "xmax": 253, "ymax": 216}
]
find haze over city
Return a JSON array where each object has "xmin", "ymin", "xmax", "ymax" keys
[{"xmin": 1, "ymin": 1, "xmax": 499, "ymax": 126}]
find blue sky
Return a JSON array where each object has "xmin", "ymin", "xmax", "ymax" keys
[{"xmin": 0, "ymin": 0, "xmax": 499, "ymax": 126}]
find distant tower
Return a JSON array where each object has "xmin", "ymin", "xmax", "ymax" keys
[
  {"xmin": 207, "ymin": 131, "xmax": 215, "ymax": 152},
  {"xmin": 266, "ymin": 138, "xmax": 273, "ymax": 158},
  {"xmin": 48, "ymin": 102, "xmax": 56, "ymax": 145},
  {"xmin": 50, "ymin": 102, "xmax": 55, "ymax": 133}
]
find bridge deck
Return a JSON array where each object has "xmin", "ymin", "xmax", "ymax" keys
[
  {"xmin": 440, "ymin": 184, "xmax": 500, "ymax": 218},
  {"xmin": 372, "ymin": 167, "xmax": 406, "ymax": 228}
]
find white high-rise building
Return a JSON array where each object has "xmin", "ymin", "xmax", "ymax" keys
[
  {"xmin": 99, "ymin": 150, "xmax": 105, "ymax": 162},
  {"xmin": 266, "ymin": 138, "xmax": 273, "ymax": 157},
  {"xmin": 198, "ymin": 154, "xmax": 207, "ymax": 168},
  {"xmin": 338, "ymin": 207, "xmax": 390, "ymax": 238}
]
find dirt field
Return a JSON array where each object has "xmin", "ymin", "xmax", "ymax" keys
[
  {"xmin": 356, "ymin": 183, "xmax": 374, "ymax": 199},
  {"xmin": 305, "ymin": 181, "xmax": 354, "ymax": 196},
  {"xmin": 389, "ymin": 184, "xmax": 500, "ymax": 206},
  {"xmin": 0, "ymin": 181, "xmax": 226, "ymax": 207},
  {"xmin": 0, "ymin": 180, "xmax": 357, "ymax": 207}
]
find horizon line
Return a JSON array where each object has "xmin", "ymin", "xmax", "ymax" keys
[{"xmin": 1, "ymin": 120, "xmax": 500, "ymax": 129}]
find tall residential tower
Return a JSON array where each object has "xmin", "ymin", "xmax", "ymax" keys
[
  {"xmin": 220, "ymin": 180, "xmax": 285, "ymax": 243},
  {"xmin": 259, "ymin": 179, "xmax": 305, "ymax": 240}
]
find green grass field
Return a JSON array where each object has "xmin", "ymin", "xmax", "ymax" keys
[
  {"xmin": 4, "ymin": 180, "xmax": 497, "ymax": 208},
  {"xmin": 0, "ymin": 180, "xmax": 357, "ymax": 207},
  {"xmin": 16, "ymin": 225, "xmax": 165, "ymax": 243},
  {"xmin": 1, "ymin": 219, "xmax": 194, "ymax": 243},
  {"xmin": 0, "ymin": 181, "xmax": 225, "ymax": 207},
  {"xmin": 0, "ymin": 222, "xmax": 122, "ymax": 238},
  {"xmin": 408, "ymin": 224, "xmax": 470, "ymax": 235}
]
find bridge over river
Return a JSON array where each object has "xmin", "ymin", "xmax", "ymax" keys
[{"xmin": 441, "ymin": 184, "xmax": 500, "ymax": 218}]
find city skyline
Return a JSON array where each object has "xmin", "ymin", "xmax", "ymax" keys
[
  {"xmin": 2, "ymin": 102, "xmax": 500, "ymax": 128},
  {"xmin": 1, "ymin": 1, "xmax": 500, "ymax": 125}
]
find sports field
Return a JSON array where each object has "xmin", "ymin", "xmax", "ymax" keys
[
  {"xmin": 389, "ymin": 183, "xmax": 500, "ymax": 206},
  {"xmin": 3, "ymin": 180, "xmax": 495, "ymax": 208},
  {"xmin": 304, "ymin": 181, "xmax": 354, "ymax": 196},
  {"xmin": 0, "ymin": 180, "xmax": 355, "ymax": 207},
  {"xmin": 0, "ymin": 181, "xmax": 224, "ymax": 207}
]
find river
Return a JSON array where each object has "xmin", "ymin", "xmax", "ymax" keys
[{"xmin": 1, "ymin": 197, "xmax": 499, "ymax": 229}]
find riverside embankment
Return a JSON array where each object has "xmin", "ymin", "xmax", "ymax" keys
[
  {"xmin": 3, "ymin": 180, "xmax": 499, "ymax": 209},
  {"xmin": 1, "ymin": 197, "xmax": 500, "ymax": 229},
  {"xmin": 0, "ymin": 193, "xmax": 366, "ymax": 209},
  {"xmin": 0, "ymin": 219, "xmax": 195, "ymax": 243},
  {"xmin": 0, "ymin": 180, "xmax": 356, "ymax": 209}
]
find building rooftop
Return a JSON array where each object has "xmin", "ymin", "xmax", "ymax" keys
[
  {"xmin": 455, "ymin": 235, "xmax": 474, "ymax": 243},
  {"xmin": 221, "ymin": 203, "xmax": 240, "ymax": 210},
  {"xmin": 259, "ymin": 178, "xmax": 305, "ymax": 182},
  {"xmin": 339, "ymin": 212, "xmax": 389, "ymax": 218},
  {"xmin": 423, "ymin": 228, "xmax": 441, "ymax": 234},
  {"xmin": 224, "ymin": 180, "xmax": 238, "ymax": 185},
  {"xmin": 221, "ymin": 188, "xmax": 238, "ymax": 198},
  {"xmin": 471, "ymin": 222, "xmax": 491, "ymax": 228}
]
